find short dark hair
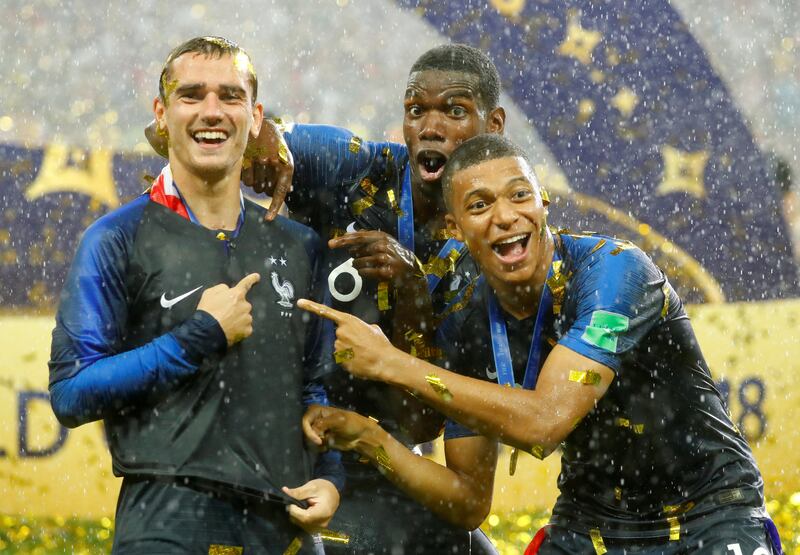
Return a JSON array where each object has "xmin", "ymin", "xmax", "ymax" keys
[
  {"xmin": 442, "ymin": 134, "xmax": 533, "ymax": 210},
  {"xmin": 159, "ymin": 36, "xmax": 258, "ymax": 104},
  {"xmin": 409, "ymin": 44, "xmax": 500, "ymax": 110}
]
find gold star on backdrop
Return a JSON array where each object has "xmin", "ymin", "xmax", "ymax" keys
[
  {"xmin": 656, "ymin": 145, "xmax": 709, "ymax": 199},
  {"xmin": 489, "ymin": 0, "xmax": 526, "ymax": 18},
  {"xmin": 557, "ymin": 18, "xmax": 603, "ymax": 65},
  {"xmin": 610, "ymin": 87, "xmax": 639, "ymax": 118},
  {"xmin": 25, "ymin": 144, "xmax": 119, "ymax": 208}
]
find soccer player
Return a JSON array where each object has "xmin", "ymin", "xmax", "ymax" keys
[
  {"xmin": 147, "ymin": 43, "xmax": 503, "ymax": 554},
  {"xmin": 49, "ymin": 36, "xmax": 342, "ymax": 554},
  {"xmin": 299, "ymin": 134, "xmax": 783, "ymax": 554}
]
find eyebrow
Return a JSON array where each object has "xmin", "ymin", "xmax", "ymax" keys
[
  {"xmin": 462, "ymin": 176, "xmax": 531, "ymax": 203},
  {"xmin": 404, "ymin": 87, "xmax": 477, "ymax": 101},
  {"xmin": 172, "ymin": 83, "xmax": 247, "ymax": 97}
]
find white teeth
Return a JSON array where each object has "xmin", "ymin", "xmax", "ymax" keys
[
  {"xmin": 495, "ymin": 234, "xmax": 528, "ymax": 246},
  {"xmin": 193, "ymin": 131, "xmax": 227, "ymax": 140}
]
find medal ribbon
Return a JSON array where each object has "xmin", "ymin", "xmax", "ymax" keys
[
  {"xmin": 485, "ymin": 236, "xmax": 561, "ymax": 390},
  {"xmin": 397, "ymin": 166, "xmax": 466, "ymax": 294}
]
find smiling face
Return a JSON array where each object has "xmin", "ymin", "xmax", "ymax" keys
[
  {"xmin": 445, "ymin": 156, "xmax": 549, "ymax": 287},
  {"xmin": 403, "ymin": 70, "xmax": 504, "ymax": 198},
  {"xmin": 153, "ymin": 52, "xmax": 263, "ymax": 183}
]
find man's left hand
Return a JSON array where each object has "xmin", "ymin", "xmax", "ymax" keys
[
  {"xmin": 329, "ymin": 231, "xmax": 423, "ymax": 289},
  {"xmin": 282, "ymin": 479, "xmax": 340, "ymax": 531}
]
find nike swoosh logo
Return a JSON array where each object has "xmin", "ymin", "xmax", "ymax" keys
[
  {"xmin": 346, "ymin": 221, "xmax": 358, "ymax": 233},
  {"xmin": 160, "ymin": 286, "xmax": 203, "ymax": 309}
]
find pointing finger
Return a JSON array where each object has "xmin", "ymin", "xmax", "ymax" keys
[
  {"xmin": 235, "ymin": 273, "xmax": 261, "ymax": 292},
  {"xmin": 297, "ymin": 299, "xmax": 348, "ymax": 324}
]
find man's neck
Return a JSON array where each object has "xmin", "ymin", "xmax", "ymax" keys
[
  {"xmin": 488, "ymin": 231, "xmax": 555, "ymax": 321},
  {"xmin": 170, "ymin": 160, "xmax": 242, "ymax": 231},
  {"xmin": 411, "ymin": 178, "xmax": 447, "ymax": 229}
]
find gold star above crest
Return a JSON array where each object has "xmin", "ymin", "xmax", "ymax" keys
[
  {"xmin": 489, "ymin": 0, "xmax": 526, "ymax": 18},
  {"xmin": 610, "ymin": 87, "xmax": 639, "ymax": 118},
  {"xmin": 656, "ymin": 145, "xmax": 709, "ymax": 199},
  {"xmin": 557, "ymin": 18, "xmax": 603, "ymax": 65}
]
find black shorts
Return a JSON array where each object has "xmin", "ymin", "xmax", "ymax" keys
[
  {"xmin": 528, "ymin": 517, "xmax": 782, "ymax": 555},
  {"xmin": 112, "ymin": 476, "xmax": 316, "ymax": 555},
  {"xmin": 322, "ymin": 462, "xmax": 495, "ymax": 555}
]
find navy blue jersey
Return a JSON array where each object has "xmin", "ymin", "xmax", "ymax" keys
[
  {"xmin": 285, "ymin": 124, "xmax": 478, "ymax": 435},
  {"xmin": 438, "ymin": 231, "xmax": 765, "ymax": 539},
  {"xmin": 49, "ymin": 173, "xmax": 343, "ymax": 502}
]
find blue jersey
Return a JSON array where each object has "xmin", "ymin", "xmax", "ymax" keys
[
  {"xmin": 285, "ymin": 124, "xmax": 478, "ymax": 434},
  {"xmin": 438, "ymin": 231, "xmax": 765, "ymax": 538},
  {"xmin": 49, "ymin": 186, "xmax": 343, "ymax": 500}
]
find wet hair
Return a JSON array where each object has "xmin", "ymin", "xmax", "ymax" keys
[
  {"xmin": 409, "ymin": 44, "xmax": 500, "ymax": 110},
  {"xmin": 158, "ymin": 36, "xmax": 258, "ymax": 103},
  {"xmin": 442, "ymin": 134, "xmax": 533, "ymax": 210}
]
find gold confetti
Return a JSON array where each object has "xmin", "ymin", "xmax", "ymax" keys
[
  {"xmin": 530, "ymin": 445, "xmax": 545, "ymax": 460},
  {"xmin": 333, "ymin": 348, "xmax": 354, "ymax": 364},
  {"xmin": 348, "ymin": 136, "xmax": 362, "ymax": 154},
  {"xmin": 589, "ymin": 528, "xmax": 607, "ymax": 554},
  {"xmin": 569, "ymin": 370, "xmax": 602, "ymax": 385},
  {"xmin": 667, "ymin": 516, "xmax": 680, "ymax": 540},
  {"xmin": 615, "ymin": 417, "xmax": 645, "ymax": 434},
  {"xmin": 360, "ymin": 177, "xmax": 378, "ymax": 196},
  {"xmin": 662, "ymin": 501, "xmax": 695, "ymax": 515},
  {"xmin": 610, "ymin": 240, "xmax": 636, "ymax": 255},
  {"xmin": 375, "ymin": 445, "xmax": 393, "ymax": 473},
  {"xmin": 433, "ymin": 228, "xmax": 454, "ymax": 240},
  {"xmin": 546, "ymin": 336, "xmax": 558, "ymax": 347},
  {"xmin": 386, "ymin": 189, "xmax": 403, "ymax": 215},
  {"xmin": 509, "ymin": 448, "xmax": 519, "ymax": 476},
  {"xmin": 377, "ymin": 281, "xmax": 391, "ymax": 311},
  {"xmin": 540, "ymin": 188, "xmax": 550, "ymax": 206},
  {"xmin": 319, "ymin": 529, "xmax": 350, "ymax": 545},
  {"xmin": 425, "ymin": 374, "xmax": 453, "ymax": 401},
  {"xmin": 216, "ymin": 232, "xmax": 227, "ymax": 241},
  {"xmin": 437, "ymin": 278, "xmax": 478, "ymax": 320},
  {"xmin": 283, "ymin": 537, "xmax": 303, "ymax": 555},
  {"xmin": 209, "ymin": 546, "xmax": 243, "ymax": 555},
  {"xmin": 278, "ymin": 143, "xmax": 290, "ymax": 166},
  {"xmin": 661, "ymin": 283, "xmax": 670, "ymax": 319},
  {"xmin": 352, "ymin": 196, "xmax": 374, "ymax": 215},
  {"xmin": 589, "ymin": 238, "xmax": 607, "ymax": 254},
  {"xmin": 614, "ymin": 487, "xmax": 622, "ymax": 501},
  {"xmin": 546, "ymin": 259, "xmax": 571, "ymax": 315}
]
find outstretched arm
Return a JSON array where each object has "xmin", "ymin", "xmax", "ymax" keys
[
  {"xmin": 304, "ymin": 405, "xmax": 496, "ymax": 529},
  {"xmin": 297, "ymin": 299, "xmax": 614, "ymax": 456}
]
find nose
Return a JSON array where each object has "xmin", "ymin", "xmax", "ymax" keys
[
  {"xmin": 491, "ymin": 197, "xmax": 519, "ymax": 229},
  {"xmin": 418, "ymin": 111, "xmax": 446, "ymax": 142},
  {"xmin": 200, "ymin": 93, "xmax": 224, "ymax": 124}
]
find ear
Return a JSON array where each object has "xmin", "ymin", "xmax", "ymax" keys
[
  {"xmin": 153, "ymin": 96, "xmax": 167, "ymax": 132},
  {"xmin": 445, "ymin": 213, "xmax": 464, "ymax": 242},
  {"xmin": 250, "ymin": 102, "xmax": 264, "ymax": 139},
  {"xmin": 486, "ymin": 106, "xmax": 506, "ymax": 135}
]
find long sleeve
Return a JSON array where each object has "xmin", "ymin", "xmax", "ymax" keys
[{"xmin": 48, "ymin": 198, "xmax": 227, "ymax": 428}]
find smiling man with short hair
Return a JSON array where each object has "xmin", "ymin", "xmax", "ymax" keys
[
  {"xmin": 300, "ymin": 134, "xmax": 781, "ymax": 554},
  {"xmin": 49, "ymin": 36, "xmax": 342, "ymax": 554}
]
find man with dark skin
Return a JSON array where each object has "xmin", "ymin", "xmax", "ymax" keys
[
  {"xmin": 148, "ymin": 44, "xmax": 506, "ymax": 554},
  {"xmin": 298, "ymin": 135, "xmax": 781, "ymax": 554}
]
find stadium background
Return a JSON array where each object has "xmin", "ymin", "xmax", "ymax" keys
[{"xmin": 1, "ymin": 0, "xmax": 799, "ymax": 553}]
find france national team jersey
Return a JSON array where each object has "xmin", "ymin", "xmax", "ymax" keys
[
  {"xmin": 285, "ymin": 124, "xmax": 479, "ymax": 436},
  {"xmin": 438, "ymin": 231, "xmax": 766, "ymax": 539},
  {"xmin": 49, "ymin": 167, "xmax": 343, "ymax": 502}
]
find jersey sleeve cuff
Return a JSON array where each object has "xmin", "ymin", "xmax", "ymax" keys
[{"xmin": 169, "ymin": 310, "xmax": 227, "ymax": 365}]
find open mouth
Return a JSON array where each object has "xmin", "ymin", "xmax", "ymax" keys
[
  {"xmin": 192, "ymin": 130, "xmax": 229, "ymax": 147},
  {"xmin": 491, "ymin": 233, "xmax": 531, "ymax": 265},
  {"xmin": 416, "ymin": 150, "xmax": 447, "ymax": 182}
]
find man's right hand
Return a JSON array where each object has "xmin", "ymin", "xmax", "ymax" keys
[
  {"xmin": 197, "ymin": 273, "xmax": 261, "ymax": 346},
  {"xmin": 240, "ymin": 119, "xmax": 294, "ymax": 221},
  {"xmin": 145, "ymin": 118, "xmax": 293, "ymax": 221}
]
